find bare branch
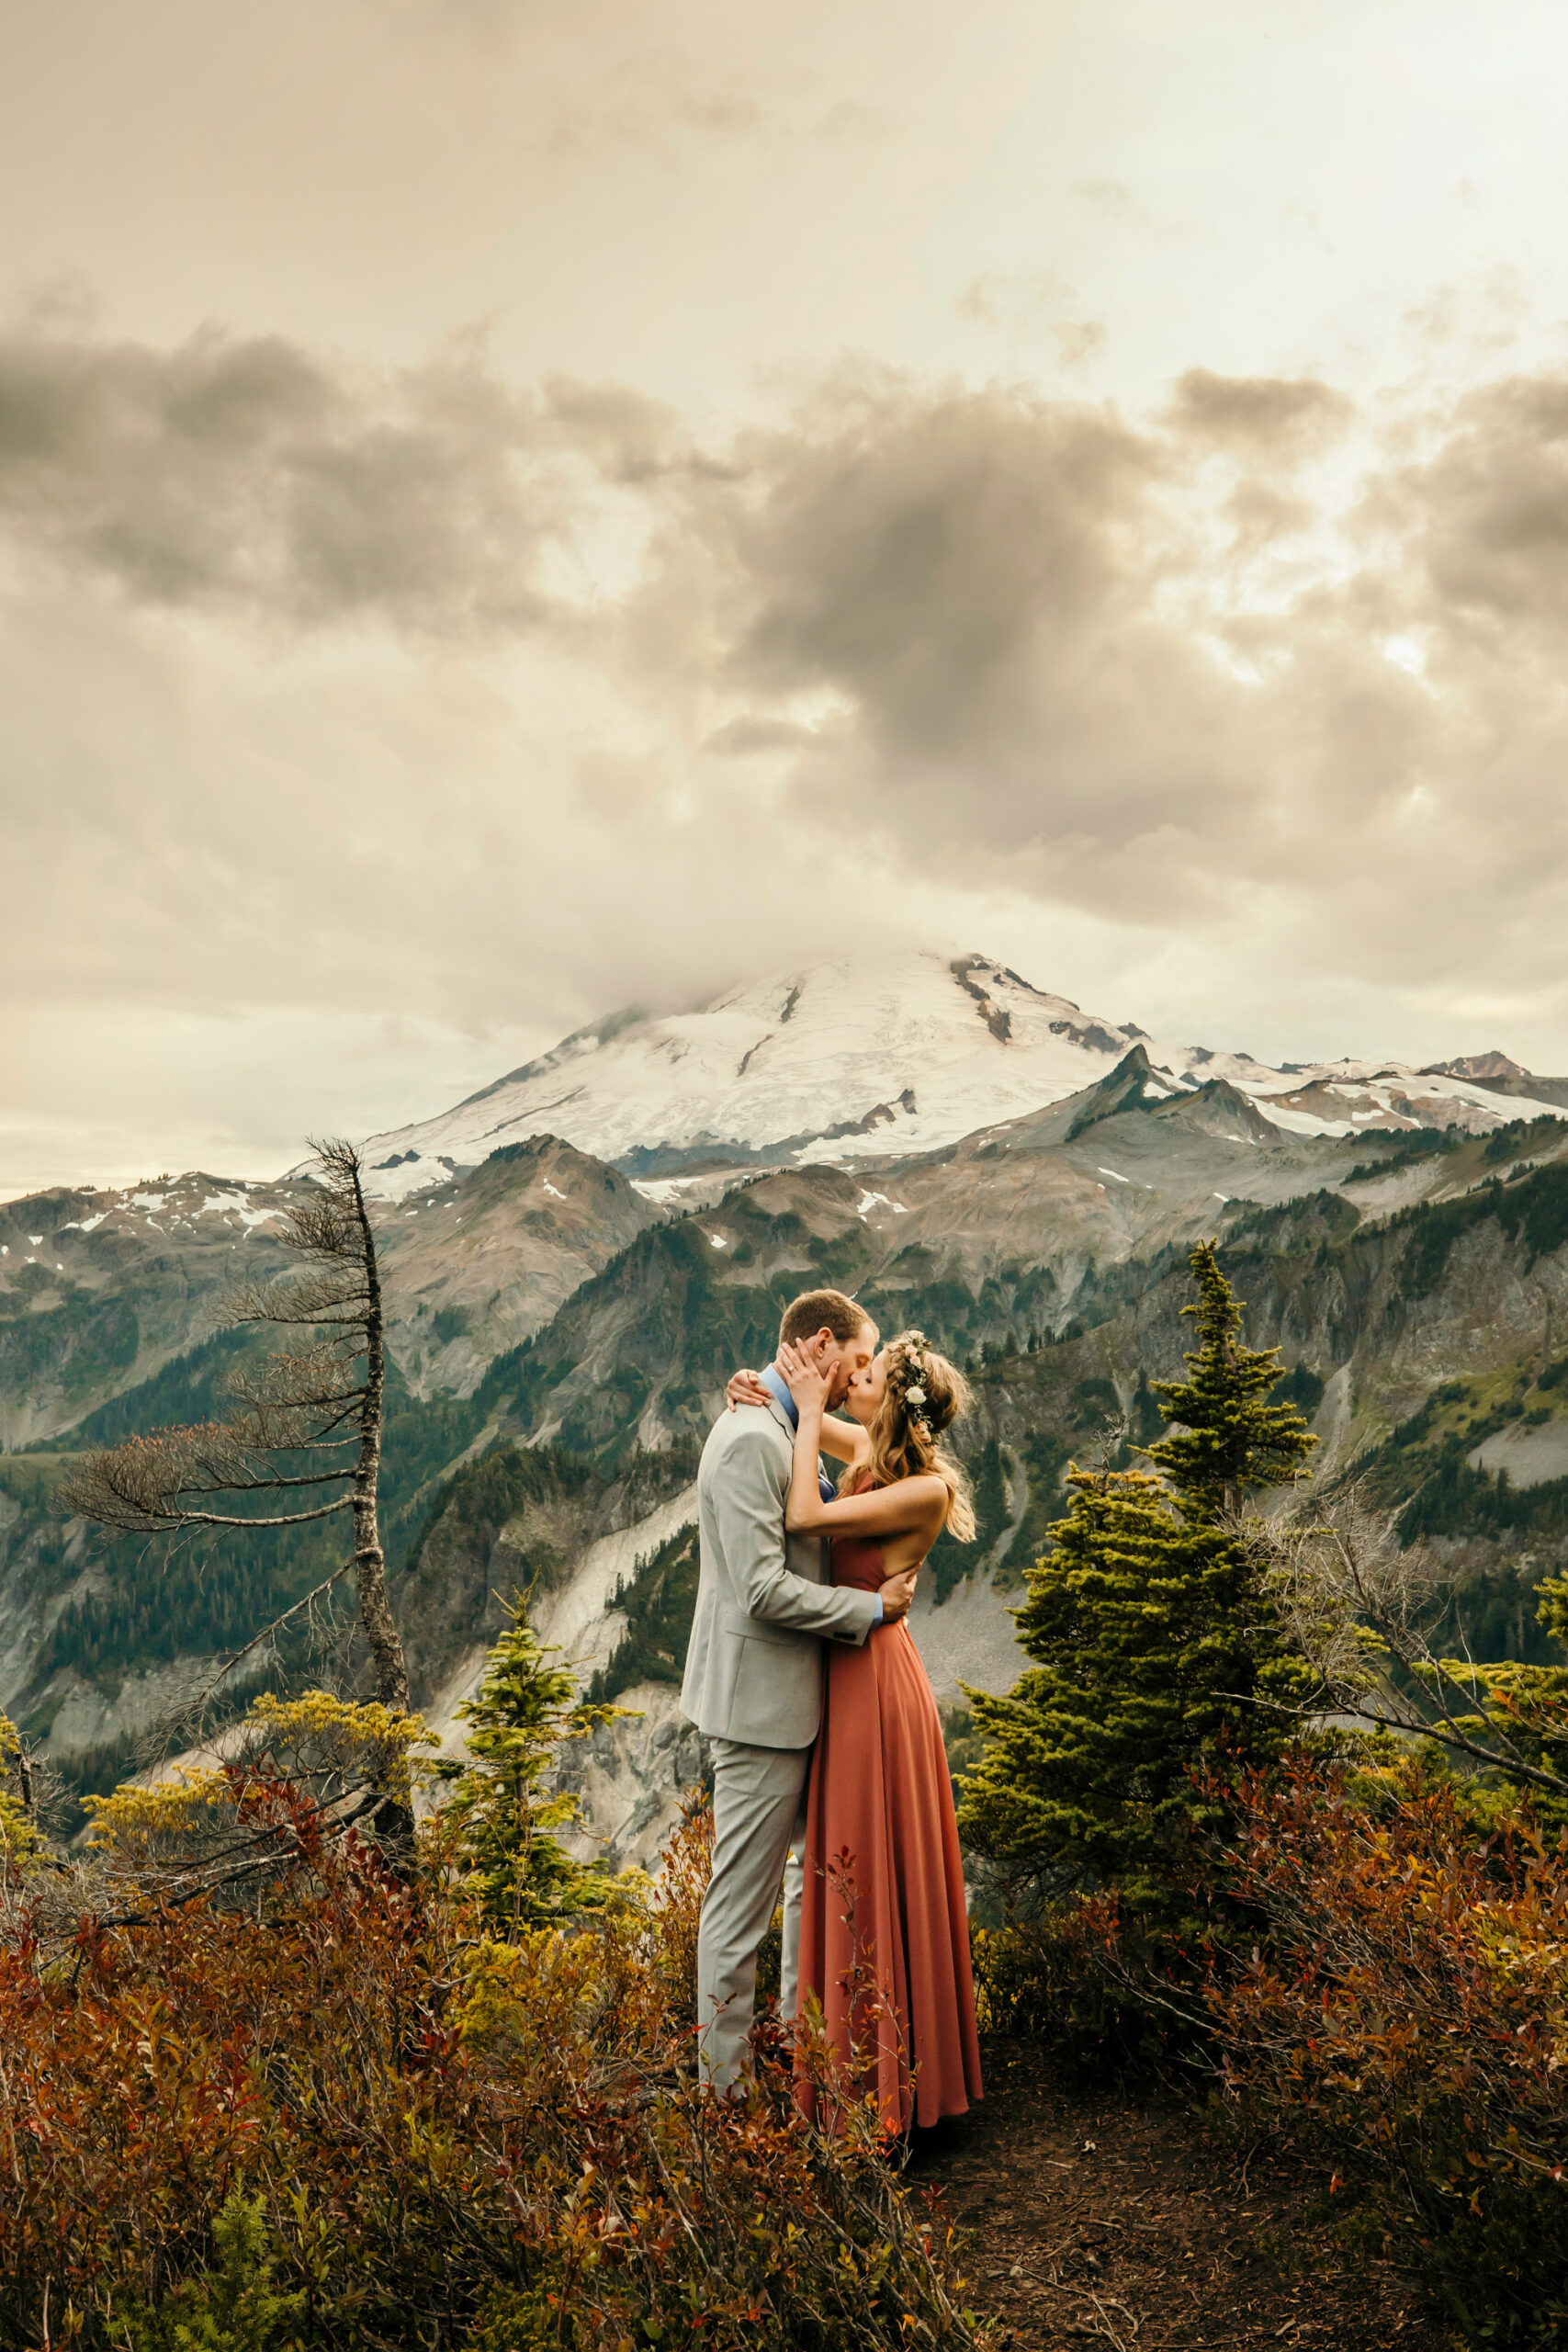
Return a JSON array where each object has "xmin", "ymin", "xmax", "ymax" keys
[
  {"xmin": 188, "ymin": 1559, "xmax": 358, "ymax": 1717},
  {"xmin": 1244, "ymin": 1484, "xmax": 1568, "ymax": 1801},
  {"xmin": 61, "ymin": 1136, "xmax": 410, "ymax": 1716},
  {"xmin": 60, "ymin": 1421, "xmax": 356, "ymax": 1533}
]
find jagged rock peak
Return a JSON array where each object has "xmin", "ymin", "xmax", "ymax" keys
[{"xmin": 1419, "ymin": 1051, "xmax": 1531, "ymax": 1082}]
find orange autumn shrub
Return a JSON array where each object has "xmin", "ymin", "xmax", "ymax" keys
[
  {"xmin": 1201, "ymin": 1756, "xmax": 1568, "ymax": 2346},
  {"xmin": 0, "ymin": 1766, "xmax": 991, "ymax": 2352}
]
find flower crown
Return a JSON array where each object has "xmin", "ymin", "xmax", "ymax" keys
[{"xmin": 893, "ymin": 1330, "xmax": 936, "ymax": 1441}]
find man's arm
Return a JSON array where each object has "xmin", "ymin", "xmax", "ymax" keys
[{"xmin": 714, "ymin": 1425, "xmax": 884, "ymax": 1645}]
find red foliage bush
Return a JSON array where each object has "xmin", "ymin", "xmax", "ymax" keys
[
  {"xmin": 0, "ymin": 1772, "xmax": 991, "ymax": 2351},
  {"xmin": 1201, "ymin": 1756, "xmax": 1568, "ymax": 2346}
]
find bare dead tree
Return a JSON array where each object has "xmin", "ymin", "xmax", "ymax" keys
[
  {"xmin": 1240, "ymin": 1483, "xmax": 1568, "ymax": 1803},
  {"xmin": 62, "ymin": 1137, "xmax": 410, "ymax": 1713}
]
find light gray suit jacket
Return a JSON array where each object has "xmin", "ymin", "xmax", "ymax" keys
[{"xmin": 679, "ymin": 1396, "xmax": 880, "ymax": 1750}]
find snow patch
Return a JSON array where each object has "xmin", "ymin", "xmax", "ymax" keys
[
  {"xmin": 1096, "ymin": 1167, "xmax": 1130, "ymax": 1185},
  {"xmin": 1247, "ymin": 1102, "xmax": 1357, "ymax": 1139},
  {"xmin": 532, "ymin": 1487, "xmax": 699, "ymax": 1682},
  {"xmin": 197, "ymin": 1192, "xmax": 278, "ymax": 1230}
]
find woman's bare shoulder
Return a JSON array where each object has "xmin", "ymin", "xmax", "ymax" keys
[{"xmin": 889, "ymin": 1470, "xmax": 951, "ymax": 1513}]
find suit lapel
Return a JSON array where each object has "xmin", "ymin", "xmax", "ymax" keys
[{"xmin": 764, "ymin": 1395, "xmax": 794, "ymax": 1442}]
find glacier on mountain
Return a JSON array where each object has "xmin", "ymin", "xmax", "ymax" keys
[{"xmin": 352, "ymin": 949, "xmax": 1564, "ymax": 1199}]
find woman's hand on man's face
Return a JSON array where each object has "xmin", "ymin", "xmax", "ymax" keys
[
  {"xmin": 777, "ymin": 1338, "xmax": 830, "ymax": 1412},
  {"xmin": 725, "ymin": 1366, "xmax": 773, "ymax": 1412}
]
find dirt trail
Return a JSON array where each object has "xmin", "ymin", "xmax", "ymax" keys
[{"xmin": 919, "ymin": 2043, "xmax": 1448, "ymax": 2350}]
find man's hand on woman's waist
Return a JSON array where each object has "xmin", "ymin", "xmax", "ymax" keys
[{"xmin": 877, "ymin": 1569, "xmax": 918, "ymax": 1625}]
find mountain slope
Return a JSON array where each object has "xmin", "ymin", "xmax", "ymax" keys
[
  {"xmin": 355, "ymin": 949, "xmax": 1568, "ymax": 1198},
  {"xmin": 0, "ymin": 1174, "xmax": 299, "ymax": 1450},
  {"xmin": 374, "ymin": 1135, "xmax": 663, "ymax": 1396},
  {"xmin": 0, "ymin": 1139, "xmax": 665, "ymax": 1445}
]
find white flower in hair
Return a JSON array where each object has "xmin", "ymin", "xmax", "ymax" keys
[{"xmin": 905, "ymin": 1383, "xmax": 927, "ymax": 1407}]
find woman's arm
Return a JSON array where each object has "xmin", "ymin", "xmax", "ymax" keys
[
  {"xmin": 725, "ymin": 1366, "xmax": 868, "ymax": 1466},
  {"xmin": 809, "ymin": 1413, "xmax": 868, "ymax": 1468},
  {"xmin": 786, "ymin": 1434, "xmax": 948, "ymax": 1537},
  {"xmin": 782, "ymin": 1358, "xmax": 944, "ymax": 1539}
]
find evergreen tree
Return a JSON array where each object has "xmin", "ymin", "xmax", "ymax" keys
[
  {"xmin": 118, "ymin": 2183, "xmax": 305, "ymax": 2352},
  {"xmin": 1147, "ymin": 1243, "xmax": 1316, "ymax": 1518},
  {"xmin": 440, "ymin": 1600, "xmax": 625, "ymax": 1933},
  {"xmin": 1128, "ymin": 1370, "xmax": 1163, "ymax": 1448},
  {"xmin": 958, "ymin": 1242, "xmax": 1314, "ymax": 1917}
]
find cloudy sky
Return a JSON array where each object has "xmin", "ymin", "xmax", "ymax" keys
[{"xmin": 6, "ymin": 0, "xmax": 1568, "ymax": 1195}]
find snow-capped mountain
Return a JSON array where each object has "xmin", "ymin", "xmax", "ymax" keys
[{"xmin": 355, "ymin": 950, "xmax": 1565, "ymax": 1200}]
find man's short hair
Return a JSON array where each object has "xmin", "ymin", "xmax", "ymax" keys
[{"xmin": 778, "ymin": 1289, "xmax": 871, "ymax": 1349}]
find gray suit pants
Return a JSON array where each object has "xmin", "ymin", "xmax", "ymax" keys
[{"xmin": 695, "ymin": 1736, "xmax": 811, "ymax": 2090}]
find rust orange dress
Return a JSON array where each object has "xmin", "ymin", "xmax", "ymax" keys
[{"xmin": 795, "ymin": 1484, "xmax": 983, "ymax": 2134}]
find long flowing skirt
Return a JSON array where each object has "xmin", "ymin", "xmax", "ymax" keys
[{"xmin": 795, "ymin": 1610, "xmax": 983, "ymax": 2133}]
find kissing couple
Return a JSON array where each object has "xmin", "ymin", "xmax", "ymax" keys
[{"xmin": 679, "ymin": 1286, "xmax": 983, "ymax": 2135}]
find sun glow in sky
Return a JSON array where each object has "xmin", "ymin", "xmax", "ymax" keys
[{"xmin": 6, "ymin": 0, "xmax": 1568, "ymax": 1193}]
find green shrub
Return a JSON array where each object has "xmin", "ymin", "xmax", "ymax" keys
[{"xmin": 114, "ymin": 2187, "xmax": 305, "ymax": 2352}]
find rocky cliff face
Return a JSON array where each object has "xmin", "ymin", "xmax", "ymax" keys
[{"xmin": 373, "ymin": 1135, "xmax": 662, "ymax": 1396}]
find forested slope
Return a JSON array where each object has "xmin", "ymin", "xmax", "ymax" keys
[{"xmin": 8, "ymin": 1094, "xmax": 1568, "ymax": 1811}]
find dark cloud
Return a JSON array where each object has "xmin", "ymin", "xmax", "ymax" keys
[
  {"xmin": 1169, "ymin": 367, "xmax": 1353, "ymax": 458},
  {"xmin": 6, "ymin": 318, "xmax": 1568, "ymax": 1018},
  {"xmin": 1401, "ymin": 373, "xmax": 1568, "ymax": 625},
  {"xmin": 0, "ymin": 321, "xmax": 592, "ymax": 629},
  {"xmin": 643, "ymin": 378, "xmax": 1256, "ymax": 910},
  {"xmin": 623, "ymin": 363, "xmax": 1568, "ymax": 977},
  {"xmin": 1224, "ymin": 478, "xmax": 1312, "ymax": 549},
  {"xmin": 727, "ymin": 384, "xmax": 1163, "ymax": 768},
  {"xmin": 541, "ymin": 375, "xmax": 687, "ymax": 482}
]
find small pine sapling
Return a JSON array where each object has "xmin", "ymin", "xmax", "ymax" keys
[
  {"xmin": 114, "ymin": 2183, "xmax": 306, "ymax": 2352},
  {"xmin": 438, "ymin": 1598, "xmax": 630, "ymax": 1931}
]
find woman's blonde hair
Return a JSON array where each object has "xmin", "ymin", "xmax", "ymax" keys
[{"xmin": 838, "ymin": 1328, "xmax": 976, "ymax": 1542}]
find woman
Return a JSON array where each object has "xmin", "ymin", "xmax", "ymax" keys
[{"xmin": 729, "ymin": 1329, "xmax": 983, "ymax": 2134}]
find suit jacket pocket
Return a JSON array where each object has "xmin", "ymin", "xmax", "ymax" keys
[
  {"xmin": 725, "ymin": 1630, "xmax": 820, "ymax": 1746},
  {"xmin": 718, "ymin": 1602, "xmax": 805, "ymax": 1649}
]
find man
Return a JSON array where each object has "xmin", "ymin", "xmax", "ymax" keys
[{"xmin": 680, "ymin": 1287, "xmax": 917, "ymax": 2090}]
